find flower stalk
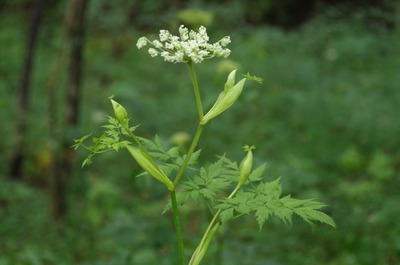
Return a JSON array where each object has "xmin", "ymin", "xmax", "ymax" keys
[{"xmin": 188, "ymin": 62, "xmax": 204, "ymax": 120}]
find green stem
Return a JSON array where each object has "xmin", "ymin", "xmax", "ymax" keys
[
  {"xmin": 121, "ymin": 124, "xmax": 146, "ymax": 151},
  {"xmin": 188, "ymin": 62, "xmax": 204, "ymax": 120},
  {"xmin": 173, "ymin": 123, "xmax": 204, "ymax": 187},
  {"xmin": 189, "ymin": 184, "xmax": 242, "ymax": 264},
  {"xmin": 170, "ymin": 190, "xmax": 185, "ymax": 265},
  {"xmin": 168, "ymin": 62, "xmax": 205, "ymax": 264},
  {"xmin": 204, "ymin": 186, "xmax": 240, "ymax": 236},
  {"xmin": 172, "ymin": 63, "xmax": 205, "ymax": 187}
]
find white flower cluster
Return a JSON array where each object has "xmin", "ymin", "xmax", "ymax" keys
[{"xmin": 136, "ymin": 25, "xmax": 231, "ymax": 64}]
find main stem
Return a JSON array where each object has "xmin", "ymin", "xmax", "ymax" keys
[
  {"xmin": 188, "ymin": 62, "xmax": 204, "ymax": 120},
  {"xmin": 173, "ymin": 123, "xmax": 203, "ymax": 187},
  {"xmin": 170, "ymin": 62, "xmax": 206, "ymax": 265},
  {"xmin": 170, "ymin": 190, "xmax": 185, "ymax": 265},
  {"xmin": 173, "ymin": 63, "xmax": 205, "ymax": 187}
]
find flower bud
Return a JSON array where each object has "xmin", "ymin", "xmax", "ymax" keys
[
  {"xmin": 224, "ymin": 69, "xmax": 237, "ymax": 92},
  {"xmin": 126, "ymin": 146, "xmax": 174, "ymax": 191},
  {"xmin": 201, "ymin": 69, "xmax": 246, "ymax": 125},
  {"xmin": 110, "ymin": 98, "xmax": 129, "ymax": 128},
  {"xmin": 238, "ymin": 145, "xmax": 255, "ymax": 187}
]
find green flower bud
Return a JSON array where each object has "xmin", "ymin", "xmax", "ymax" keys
[
  {"xmin": 238, "ymin": 145, "xmax": 255, "ymax": 187},
  {"xmin": 126, "ymin": 146, "xmax": 174, "ymax": 191},
  {"xmin": 110, "ymin": 98, "xmax": 129, "ymax": 128},
  {"xmin": 224, "ymin": 69, "xmax": 237, "ymax": 92},
  {"xmin": 201, "ymin": 69, "xmax": 246, "ymax": 125}
]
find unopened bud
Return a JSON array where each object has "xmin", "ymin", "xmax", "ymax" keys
[
  {"xmin": 238, "ymin": 145, "xmax": 255, "ymax": 187},
  {"xmin": 224, "ymin": 69, "xmax": 237, "ymax": 92},
  {"xmin": 110, "ymin": 98, "xmax": 129, "ymax": 128},
  {"xmin": 201, "ymin": 70, "xmax": 246, "ymax": 125},
  {"xmin": 126, "ymin": 146, "xmax": 174, "ymax": 191}
]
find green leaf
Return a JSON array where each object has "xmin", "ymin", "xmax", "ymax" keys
[
  {"xmin": 138, "ymin": 136, "xmax": 160, "ymax": 152},
  {"xmin": 219, "ymin": 207, "xmax": 234, "ymax": 223},
  {"xmin": 154, "ymin": 134, "xmax": 164, "ymax": 149},
  {"xmin": 179, "ymin": 155, "xmax": 237, "ymax": 206},
  {"xmin": 217, "ymin": 177, "xmax": 335, "ymax": 229},
  {"xmin": 281, "ymin": 197, "xmax": 336, "ymax": 227},
  {"xmin": 188, "ymin": 149, "xmax": 201, "ymax": 165},
  {"xmin": 255, "ymin": 207, "xmax": 273, "ymax": 230},
  {"xmin": 243, "ymin": 72, "xmax": 263, "ymax": 84},
  {"xmin": 254, "ymin": 178, "xmax": 282, "ymax": 199},
  {"xmin": 273, "ymin": 200, "xmax": 294, "ymax": 225},
  {"xmin": 167, "ymin": 146, "xmax": 180, "ymax": 158},
  {"xmin": 74, "ymin": 114, "xmax": 139, "ymax": 167},
  {"xmin": 216, "ymin": 190, "xmax": 253, "ymax": 223},
  {"xmin": 72, "ymin": 133, "xmax": 92, "ymax": 150},
  {"xmin": 248, "ymin": 163, "xmax": 267, "ymax": 183},
  {"xmin": 82, "ymin": 155, "xmax": 93, "ymax": 168}
]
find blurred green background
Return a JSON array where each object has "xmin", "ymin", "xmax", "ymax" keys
[{"xmin": 1, "ymin": 0, "xmax": 400, "ymax": 264}]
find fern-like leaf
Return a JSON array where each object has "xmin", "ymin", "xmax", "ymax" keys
[
  {"xmin": 280, "ymin": 196, "xmax": 336, "ymax": 227},
  {"xmin": 216, "ymin": 177, "xmax": 336, "ymax": 229}
]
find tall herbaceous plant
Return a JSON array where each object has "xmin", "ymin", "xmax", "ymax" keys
[{"xmin": 74, "ymin": 25, "xmax": 335, "ymax": 265}]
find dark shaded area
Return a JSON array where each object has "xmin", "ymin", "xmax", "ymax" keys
[
  {"xmin": 9, "ymin": 0, "xmax": 45, "ymax": 180},
  {"xmin": 50, "ymin": 0, "xmax": 89, "ymax": 221},
  {"xmin": 1, "ymin": 0, "xmax": 396, "ymax": 31}
]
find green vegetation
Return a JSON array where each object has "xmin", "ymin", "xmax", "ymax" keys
[{"xmin": 1, "ymin": 1, "xmax": 399, "ymax": 265}]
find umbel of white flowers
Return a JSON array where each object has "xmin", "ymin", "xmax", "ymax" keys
[{"xmin": 136, "ymin": 25, "xmax": 231, "ymax": 63}]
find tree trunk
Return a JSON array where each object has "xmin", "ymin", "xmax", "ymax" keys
[
  {"xmin": 50, "ymin": 0, "xmax": 89, "ymax": 220},
  {"xmin": 9, "ymin": 0, "xmax": 45, "ymax": 180}
]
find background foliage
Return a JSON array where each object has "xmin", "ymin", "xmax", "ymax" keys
[{"xmin": 1, "ymin": 0, "xmax": 399, "ymax": 264}]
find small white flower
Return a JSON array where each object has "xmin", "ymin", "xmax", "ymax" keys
[
  {"xmin": 165, "ymin": 42, "xmax": 174, "ymax": 50},
  {"xmin": 222, "ymin": 49, "xmax": 231, "ymax": 58},
  {"xmin": 220, "ymin": 36, "xmax": 231, "ymax": 46},
  {"xmin": 199, "ymin": 26, "xmax": 207, "ymax": 37},
  {"xmin": 159, "ymin": 30, "xmax": 169, "ymax": 41},
  {"xmin": 136, "ymin": 37, "xmax": 147, "ymax": 49},
  {"xmin": 199, "ymin": 50, "xmax": 209, "ymax": 57},
  {"xmin": 153, "ymin": 40, "xmax": 163, "ymax": 49},
  {"xmin": 160, "ymin": 51, "xmax": 169, "ymax": 58},
  {"xmin": 148, "ymin": 48, "xmax": 158, "ymax": 57},
  {"xmin": 175, "ymin": 51, "xmax": 184, "ymax": 61},
  {"xmin": 179, "ymin": 25, "xmax": 189, "ymax": 41},
  {"xmin": 137, "ymin": 25, "xmax": 231, "ymax": 64}
]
